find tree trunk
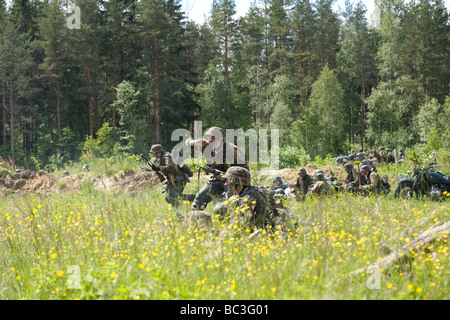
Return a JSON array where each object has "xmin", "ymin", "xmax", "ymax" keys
[
  {"xmin": 56, "ymin": 78, "xmax": 61, "ymax": 146},
  {"xmin": 360, "ymin": 59, "xmax": 366, "ymax": 151},
  {"xmin": 352, "ymin": 221, "xmax": 450, "ymax": 275},
  {"xmin": 2, "ymin": 81, "xmax": 6, "ymax": 147},
  {"xmin": 85, "ymin": 63, "xmax": 93, "ymax": 137},
  {"xmin": 9, "ymin": 76, "xmax": 15, "ymax": 164},
  {"xmin": 153, "ymin": 35, "xmax": 160, "ymax": 144}
]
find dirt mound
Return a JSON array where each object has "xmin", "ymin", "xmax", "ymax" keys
[
  {"xmin": 0, "ymin": 169, "xmax": 162, "ymax": 196},
  {"xmin": 258, "ymin": 165, "xmax": 344, "ymax": 184}
]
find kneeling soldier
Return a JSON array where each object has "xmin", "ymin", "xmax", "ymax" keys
[
  {"xmin": 359, "ymin": 165, "xmax": 382, "ymax": 195},
  {"xmin": 307, "ymin": 170, "xmax": 333, "ymax": 197},
  {"xmin": 150, "ymin": 144, "xmax": 188, "ymax": 207}
]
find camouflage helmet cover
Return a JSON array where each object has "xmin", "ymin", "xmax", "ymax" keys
[
  {"xmin": 361, "ymin": 159, "xmax": 372, "ymax": 167},
  {"xmin": 313, "ymin": 171, "xmax": 325, "ymax": 181},
  {"xmin": 150, "ymin": 144, "xmax": 164, "ymax": 154},
  {"xmin": 343, "ymin": 163, "xmax": 353, "ymax": 170},
  {"xmin": 297, "ymin": 168, "xmax": 306, "ymax": 174},
  {"xmin": 356, "ymin": 152, "xmax": 365, "ymax": 159},
  {"xmin": 273, "ymin": 176, "xmax": 282, "ymax": 183},
  {"xmin": 360, "ymin": 165, "xmax": 371, "ymax": 172},
  {"xmin": 223, "ymin": 166, "xmax": 251, "ymax": 186}
]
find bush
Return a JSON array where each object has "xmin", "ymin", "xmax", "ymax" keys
[{"xmin": 279, "ymin": 146, "xmax": 311, "ymax": 169}]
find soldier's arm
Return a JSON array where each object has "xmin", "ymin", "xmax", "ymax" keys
[{"xmin": 185, "ymin": 138, "xmax": 210, "ymax": 154}]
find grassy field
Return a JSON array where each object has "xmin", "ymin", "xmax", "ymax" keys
[{"xmin": 0, "ymin": 156, "xmax": 449, "ymax": 300}]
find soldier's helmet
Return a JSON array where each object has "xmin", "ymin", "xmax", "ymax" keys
[
  {"xmin": 386, "ymin": 148, "xmax": 392, "ymax": 152},
  {"xmin": 223, "ymin": 166, "xmax": 251, "ymax": 187},
  {"xmin": 63, "ymin": 171, "xmax": 70, "ymax": 177},
  {"xmin": 379, "ymin": 146, "xmax": 385, "ymax": 151},
  {"xmin": 344, "ymin": 163, "xmax": 353, "ymax": 170},
  {"xmin": 273, "ymin": 176, "xmax": 282, "ymax": 183},
  {"xmin": 205, "ymin": 127, "xmax": 225, "ymax": 141},
  {"xmin": 313, "ymin": 171, "xmax": 325, "ymax": 181},
  {"xmin": 360, "ymin": 165, "xmax": 371, "ymax": 172},
  {"xmin": 356, "ymin": 152, "xmax": 365, "ymax": 159},
  {"xmin": 361, "ymin": 159, "xmax": 372, "ymax": 167},
  {"xmin": 82, "ymin": 164, "xmax": 90, "ymax": 171},
  {"xmin": 150, "ymin": 144, "xmax": 164, "ymax": 154},
  {"xmin": 15, "ymin": 169, "xmax": 22, "ymax": 174},
  {"xmin": 297, "ymin": 167, "xmax": 306, "ymax": 174}
]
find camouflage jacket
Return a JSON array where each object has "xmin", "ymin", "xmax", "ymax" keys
[
  {"xmin": 156, "ymin": 152, "xmax": 185, "ymax": 183},
  {"xmin": 361, "ymin": 171, "xmax": 382, "ymax": 194},
  {"xmin": 307, "ymin": 181, "xmax": 333, "ymax": 197},
  {"xmin": 226, "ymin": 186, "xmax": 271, "ymax": 229},
  {"xmin": 294, "ymin": 174, "xmax": 314, "ymax": 195}
]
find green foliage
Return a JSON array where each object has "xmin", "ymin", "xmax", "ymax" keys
[
  {"xmin": 279, "ymin": 146, "xmax": 311, "ymax": 169},
  {"xmin": 307, "ymin": 66, "xmax": 346, "ymax": 157},
  {"xmin": 81, "ymin": 123, "xmax": 116, "ymax": 158}
]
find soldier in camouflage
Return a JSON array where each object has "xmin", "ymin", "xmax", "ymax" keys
[
  {"xmin": 307, "ymin": 170, "xmax": 333, "ymax": 197},
  {"xmin": 359, "ymin": 165, "xmax": 382, "ymax": 195},
  {"xmin": 214, "ymin": 167, "xmax": 293, "ymax": 232},
  {"xmin": 186, "ymin": 127, "xmax": 249, "ymax": 210},
  {"xmin": 150, "ymin": 144, "xmax": 188, "ymax": 207},
  {"xmin": 292, "ymin": 167, "xmax": 314, "ymax": 200},
  {"xmin": 270, "ymin": 176, "xmax": 290, "ymax": 196},
  {"xmin": 343, "ymin": 163, "xmax": 359, "ymax": 193}
]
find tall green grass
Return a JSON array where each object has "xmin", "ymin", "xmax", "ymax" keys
[{"xmin": 0, "ymin": 184, "xmax": 448, "ymax": 300}]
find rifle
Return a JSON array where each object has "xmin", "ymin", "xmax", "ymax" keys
[
  {"xmin": 200, "ymin": 166, "xmax": 226, "ymax": 179},
  {"xmin": 140, "ymin": 154, "xmax": 165, "ymax": 183},
  {"xmin": 356, "ymin": 161, "xmax": 363, "ymax": 191}
]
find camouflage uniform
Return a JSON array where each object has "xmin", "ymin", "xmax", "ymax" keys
[
  {"xmin": 307, "ymin": 171, "xmax": 333, "ymax": 197},
  {"xmin": 379, "ymin": 147, "xmax": 386, "ymax": 163},
  {"xmin": 348, "ymin": 150, "xmax": 356, "ymax": 161},
  {"xmin": 293, "ymin": 168, "xmax": 314, "ymax": 199},
  {"xmin": 270, "ymin": 177, "xmax": 290, "ymax": 195},
  {"xmin": 343, "ymin": 163, "xmax": 359, "ymax": 193},
  {"xmin": 151, "ymin": 144, "xmax": 188, "ymax": 207},
  {"xmin": 360, "ymin": 165, "xmax": 382, "ymax": 195},
  {"xmin": 186, "ymin": 127, "xmax": 249, "ymax": 210},
  {"xmin": 214, "ymin": 167, "xmax": 293, "ymax": 232}
]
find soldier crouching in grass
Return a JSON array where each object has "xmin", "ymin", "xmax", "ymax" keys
[
  {"xmin": 185, "ymin": 127, "xmax": 249, "ymax": 210},
  {"xmin": 292, "ymin": 167, "xmax": 314, "ymax": 200},
  {"xmin": 214, "ymin": 167, "xmax": 294, "ymax": 233},
  {"xmin": 149, "ymin": 144, "xmax": 190, "ymax": 208},
  {"xmin": 359, "ymin": 165, "xmax": 382, "ymax": 195}
]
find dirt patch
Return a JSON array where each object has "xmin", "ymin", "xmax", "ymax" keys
[
  {"xmin": 0, "ymin": 169, "xmax": 162, "ymax": 196},
  {"xmin": 0, "ymin": 166, "xmax": 346, "ymax": 196},
  {"xmin": 258, "ymin": 165, "xmax": 344, "ymax": 184}
]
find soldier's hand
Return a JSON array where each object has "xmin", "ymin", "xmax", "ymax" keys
[
  {"xmin": 152, "ymin": 164, "xmax": 161, "ymax": 172},
  {"xmin": 217, "ymin": 173, "xmax": 226, "ymax": 181}
]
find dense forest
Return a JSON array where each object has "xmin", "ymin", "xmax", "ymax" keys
[{"xmin": 0, "ymin": 0, "xmax": 448, "ymax": 170}]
